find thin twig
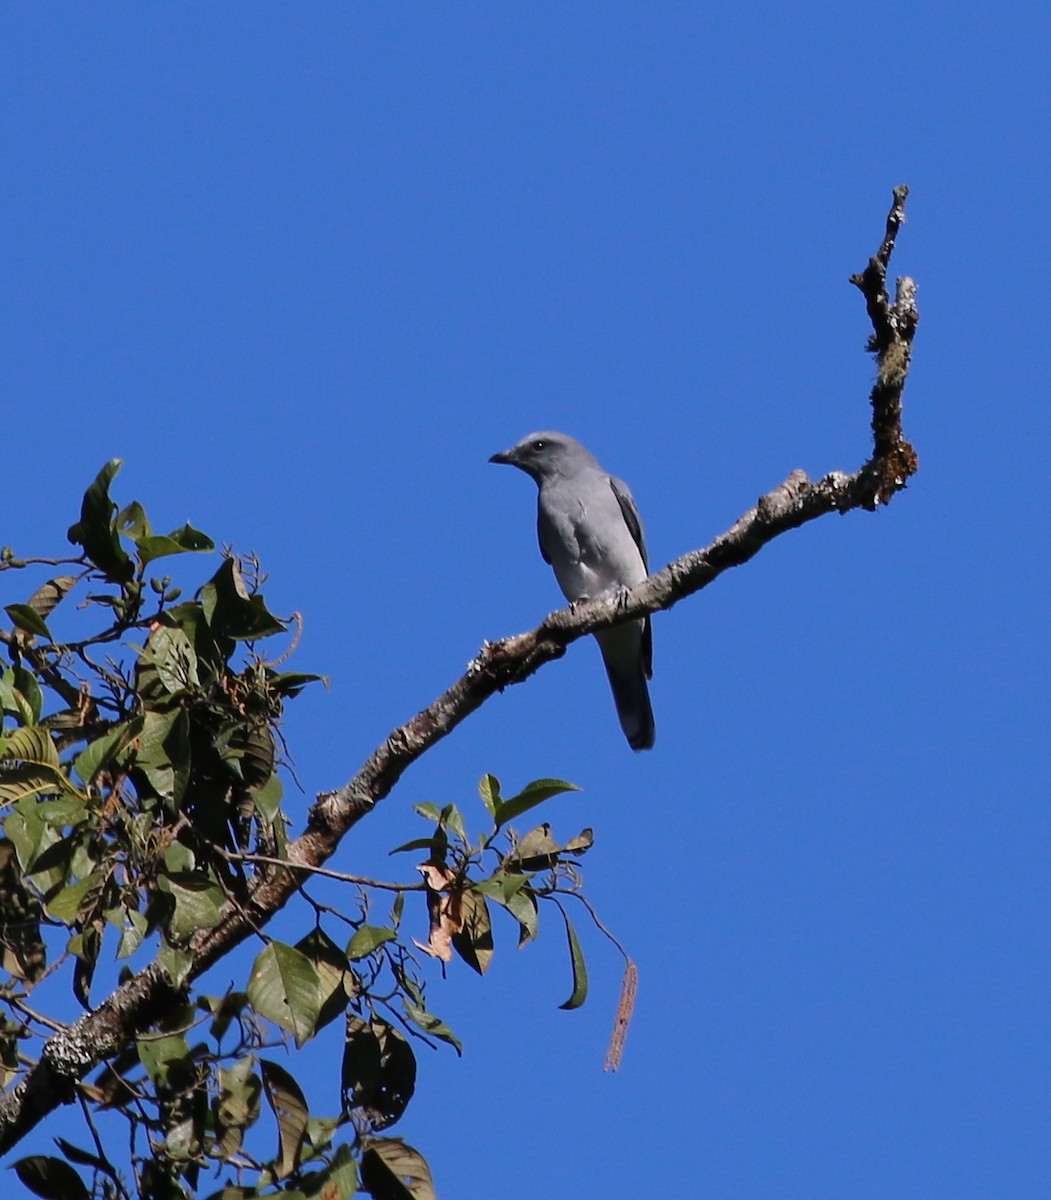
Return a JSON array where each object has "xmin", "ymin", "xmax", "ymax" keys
[
  {"xmin": 77, "ymin": 1090, "xmax": 129, "ymax": 1197},
  {"xmin": 547, "ymin": 888, "xmax": 631, "ymax": 963},
  {"xmin": 216, "ymin": 847, "xmax": 426, "ymax": 892},
  {"xmin": 6, "ymin": 995, "xmax": 68, "ymax": 1035},
  {"xmin": 0, "ymin": 556, "xmax": 89, "ymax": 571}
]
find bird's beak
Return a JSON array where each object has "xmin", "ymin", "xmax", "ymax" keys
[{"xmin": 488, "ymin": 449, "xmax": 514, "ymax": 465}]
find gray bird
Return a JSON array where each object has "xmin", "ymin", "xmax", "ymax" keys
[{"xmin": 490, "ymin": 431, "xmax": 655, "ymax": 751}]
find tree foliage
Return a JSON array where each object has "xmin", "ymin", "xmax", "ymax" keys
[{"xmin": 0, "ymin": 462, "xmax": 613, "ymax": 1199}]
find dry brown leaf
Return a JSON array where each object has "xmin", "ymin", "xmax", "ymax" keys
[{"xmin": 416, "ymin": 860, "xmax": 466, "ymax": 963}]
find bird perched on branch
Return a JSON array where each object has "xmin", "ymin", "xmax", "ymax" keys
[{"xmin": 489, "ymin": 431, "xmax": 655, "ymax": 751}]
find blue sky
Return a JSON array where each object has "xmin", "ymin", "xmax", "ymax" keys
[{"xmin": 2, "ymin": 4, "xmax": 1049, "ymax": 1197}]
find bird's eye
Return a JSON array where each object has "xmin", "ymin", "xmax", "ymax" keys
[{"xmin": 531, "ymin": 440, "xmax": 546, "ymax": 451}]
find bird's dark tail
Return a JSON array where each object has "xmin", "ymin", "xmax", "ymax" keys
[{"xmin": 601, "ymin": 651, "xmax": 656, "ymax": 752}]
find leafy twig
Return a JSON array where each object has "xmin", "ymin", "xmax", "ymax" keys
[{"xmin": 216, "ymin": 848, "xmax": 427, "ymax": 892}]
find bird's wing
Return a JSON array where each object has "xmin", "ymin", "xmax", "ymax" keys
[
  {"xmin": 610, "ymin": 475, "xmax": 652, "ymax": 677},
  {"xmin": 536, "ymin": 507, "xmax": 553, "ymax": 565},
  {"xmin": 609, "ymin": 477, "xmax": 648, "ymax": 572}
]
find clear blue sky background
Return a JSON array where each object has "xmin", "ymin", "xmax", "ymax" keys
[{"xmin": 3, "ymin": 5, "xmax": 1049, "ymax": 1198}]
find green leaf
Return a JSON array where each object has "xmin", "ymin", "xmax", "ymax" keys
[
  {"xmin": 411, "ymin": 802, "xmax": 441, "ymax": 824},
  {"xmin": 0, "ymin": 837, "xmax": 45, "ymax": 982},
  {"xmin": 26, "ymin": 576, "xmax": 77, "ymax": 623},
  {"xmin": 137, "ymin": 1032, "xmax": 190, "ymax": 1087},
  {"xmin": 163, "ymin": 1109, "xmax": 202, "ymax": 1163},
  {"xmin": 347, "ymin": 925, "xmax": 397, "ymax": 961},
  {"xmin": 230, "ymin": 721, "xmax": 274, "ymax": 790},
  {"xmin": 268, "ymin": 671, "xmax": 326, "ymax": 697},
  {"xmin": 342, "ymin": 1018, "xmax": 416, "ymax": 1131},
  {"xmin": 478, "ymin": 773, "xmax": 501, "ymax": 817},
  {"xmin": 438, "ymin": 803, "xmax": 466, "ymax": 842},
  {"xmin": 143, "ymin": 625, "xmax": 200, "ymax": 693},
  {"xmin": 506, "ymin": 823, "xmax": 561, "ymax": 870},
  {"xmin": 476, "ymin": 873, "xmax": 538, "ymax": 943},
  {"xmin": 0, "ymin": 672, "xmax": 26, "ymax": 724},
  {"xmin": 13, "ymin": 1155, "xmax": 90, "ymax": 1200},
  {"xmin": 26, "ymin": 832, "xmax": 79, "ymax": 885},
  {"xmin": 161, "ymin": 704, "xmax": 190, "ymax": 807},
  {"xmin": 44, "ymin": 870, "xmax": 105, "ymax": 924},
  {"xmin": 4, "ymin": 666, "xmax": 42, "ymax": 723},
  {"xmin": 139, "ymin": 1157, "xmax": 193, "ymax": 1199},
  {"xmin": 158, "ymin": 944, "xmax": 194, "ymax": 988},
  {"xmin": 563, "ymin": 828, "xmax": 595, "ymax": 855},
  {"xmin": 135, "ymin": 708, "xmax": 190, "ymax": 810},
  {"xmin": 387, "ymin": 837, "xmax": 439, "ymax": 856},
  {"xmin": 66, "ymin": 460, "xmax": 134, "ymax": 583},
  {"xmin": 116, "ymin": 908, "xmax": 148, "ymax": 959},
  {"xmin": 558, "ymin": 908, "xmax": 588, "ymax": 1010},
  {"xmin": 116, "ymin": 500, "xmax": 151, "ymax": 541},
  {"xmin": 34, "ymin": 798, "xmax": 89, "ymax": 827},
  {"xmin": 0, "ymin": 726, "xmax": 59, "ymax": 769},
  {"xmin": 201, "ymin": 991, "xmax": 250, "ymax": 1043},
  {"xmin": 71, "ymin": 924, "xmax": 102, "ymax": 1008},
  {"xmin": 492, "ymin": 868, "xmax": 531, "ymax": 899},
  {"xmin": 6, "ymin": 808, "xmax": 64, "ymax": 891},
  {"xmin": 73, "ymin": 719, "xmax": 140, "ymax": 786},
  {"xmin": 4, "ymin": 604, "xmax": 52, "ymax": 641},
  {"xmin": 506, "ymin": 823, "xmax": 592, "ymax": 871},
  {"xmin": 214, "ymin": 1055, "xmax": 262, "ymax": 1163},
  {"xmin": 134, "ymin": 707, "xmax": 179, "ymax": 763},
  {"xmin": 253, "ymin": 771, "xmax": 283, "ymax": 824},
  {"xmin": 304, "ymin": 1143, "xmax": 358, "ymax": 1199},
  {"xmin": 295, "ymin": 927, "xmax": 355, "ymax": 1032},
  {"xmin": 163, "ymin": 841, "xmax": 195, "ymax": 874},
  {"xmin": 157, "ymin": 872, "xmax": 225, "ymax": 941},
  {"xmin": 135, "ymin": 523, "xmax": 214, "ymax": 566},
  {"xmin": 248, "ymin": 941, "xmax": 321, "ymax": 1048},
  {"xmin": 52, "ymin": 1138, "xmax": 109, "ymax": 1175},
  {"xmin": 259, "ymin": 1058, "xmax": 309, "ymax": 1181},
  {"xmin": 451, "ymin": 889, "xmax": 493, "ymax": 975},
  {"xmin": 402, "ymin": 1003, "xmax": 462, "ymax": 1055},
  {"xmin": 200, "ymin": 558, "xmax": 286, "ymax": 641},
  {"xmin": 360, "ymin": 1138, "xmax": 435, "ymax": 1200},
  {"xmin": 493, "ymin": 777, "xmax": 581, "ymax": 830},
  {"xmin": 304, "ymin": 1114, "xmax": 340, "ymax": 1158},
  {"xmin": 0, "ymin": 765, "xmax": 61, "ymax": 807}
]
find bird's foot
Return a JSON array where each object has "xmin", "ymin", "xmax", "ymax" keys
[{"xmin": 600, "ymin": 583, "xmax": 636, "ymax": 611}]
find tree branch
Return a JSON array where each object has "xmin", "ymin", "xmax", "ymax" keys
[{"xmin": 0, "ymin": 186, "xmax": 919, "ymax": 1157}]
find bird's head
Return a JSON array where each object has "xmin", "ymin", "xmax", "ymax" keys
[{"xmin": 488, "ymin": 431, "xmax": 596, "ymax": 482}]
